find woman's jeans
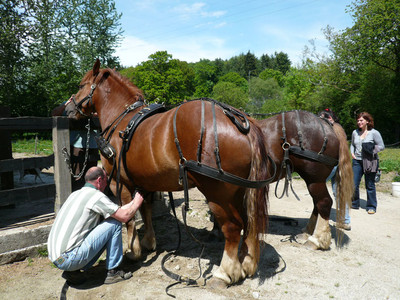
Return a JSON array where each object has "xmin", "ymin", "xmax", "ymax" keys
[
  {"xmin": 352, "ymin": 159, "xmax": 377, "ymax": 211},
  {"xmin": 53, "ymin": 218, "xmax": 123, "ymax": 271},
  {"xmin": 327, "ymin": 166, "xmax": 351, "ymax": 224}
]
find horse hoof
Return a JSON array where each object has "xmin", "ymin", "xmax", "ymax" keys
[
  {"xmin": 208, "ymin": 278, "xmax": 228, "ymax": 290},
  {"xmin": 295, "ymin": 233, "xmax": 309, "ymax": 244},
  {"xmin": 304, "ymin": 240, "xmax": 319, "ymax": 250},
  {"xmin": 304, "ymin": 235, "xmax": 321, "ymax": 250}
]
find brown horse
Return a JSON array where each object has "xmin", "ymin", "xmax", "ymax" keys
[
  {"xmin": 65, "ymin": 60, "xmax": 271, "ymax": 285},
  {"xmin": 131, "ymin": 111, "xmax": 353, "ymax": 254},
  {"xmin": 258, "ymin": 111, "xmax": 353, "ymax": 249}
]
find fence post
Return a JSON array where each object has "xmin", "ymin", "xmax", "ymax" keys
[
  {"xmin": 52, "ymin": 117, "xmax": 71, "ymax": 214},
  {"xmin": 0, "ymin": 106, "xmax": 13, "ymax": 190}
]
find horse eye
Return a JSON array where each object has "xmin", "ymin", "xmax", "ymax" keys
[{"xmin": 78, "ymin": 84, "xmax": 85, "ymax": 89}]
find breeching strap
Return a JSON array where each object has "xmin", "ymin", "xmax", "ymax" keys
[{"xmin": 274, "ymin": 112, "xmax": 300, "ymax": 201}]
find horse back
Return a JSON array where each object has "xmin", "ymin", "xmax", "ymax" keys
[
  {"xmin": 119, "ymin": 100, "xmax": 256, "ymax": 191},
  {"xmin": 258, "ymin": 111, "xmax": 339, "ymax": 180}
]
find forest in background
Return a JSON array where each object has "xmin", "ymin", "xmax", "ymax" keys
[{"xmin": 1, "ymin": 0, "xmax": 399, "ymax": 143}]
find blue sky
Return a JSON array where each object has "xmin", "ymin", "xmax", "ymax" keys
[{"xmin": 114, "ymin": 0, "xmax": 354, "ymax": 67}]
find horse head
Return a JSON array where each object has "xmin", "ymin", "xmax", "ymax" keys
[{"xmin": 65, "ymin": 59, "xmax": 144, "ymax": 121}]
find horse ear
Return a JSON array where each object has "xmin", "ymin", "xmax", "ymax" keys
[{"xmin": 93, "ymin": 59, "xmax": 100, "ymax": 76}]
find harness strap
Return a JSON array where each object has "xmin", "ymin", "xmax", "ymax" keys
[
  {"xmin": 196, "ymin": 101, "xmax": 205, "ymax": 163},
  {"xmin": 281, "ymin": 111, "xmax": 287, "ymax": 142},
  {"xmin": 212, "ymin": 102, "xmax": 223, "ymax": 172},
  {"xmin": 295, "ymin": 110, "xmax": 304, "ymax": 150},
  {"xmin": 173, "ymin": 105, "xmax": 185, "ymax": 163},
  {"xmin": 274, "ymin": 112, "xmax": 301, "ymax": 201},
  {"xmin": 289, "ymin": 145, "xmax": 338, "ymax": 166},
  {"xmin": 318, "ymin": 117, "xmax": 329, "ymax": 155},
  {"xmin": 183, "ymin": 160, "xmax": 273, "ymax": 188},
  {"xmin": 161, "ymin": 189, "xmax": 204, "ymax": 298},
  {"xmin": 216, "ymin": 100, "xmax": 250, "ymax": 134},
  {"xmin": 101, "ymin": 101, "xmax": 145, "ymax": 145}
]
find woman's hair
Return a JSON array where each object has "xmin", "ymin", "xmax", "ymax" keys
[
  {"xmin": 319, "ymin": 108, "xmax": 340, "ymax": 123},
  {"xmin": 85, "ymin": 167, "xmax": 105, "ymax": 182},
  {"xmin": 357, "ymin": 111, "xmax": 374, "ymax": 130}
]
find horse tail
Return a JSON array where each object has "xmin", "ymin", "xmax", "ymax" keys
[
  {"xmin": 245, "ymin": 119, "xmax": 269, "ymax": 261},
  {"xmin": 332, "ymin": 122, "xmax": 354, "ymax": 226}
]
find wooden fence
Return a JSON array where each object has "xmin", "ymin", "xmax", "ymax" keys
[{"xmin": 0, "ymin": 113, "xmax": 98, "ymax": 214}]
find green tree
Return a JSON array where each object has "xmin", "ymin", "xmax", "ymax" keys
[
  {"xmin": 274, "ymin": 51, "xmax": 291, "ymax": 75},
  {"xmin": 244, "ymin": 51, "xmax": 258, "ymax": 78},
  {"xmin": 260, "ymin": 53, "xmax": 274, "ymax": 70},
  {"xmin": 218, "ymin": 72, "xmax": 248, "ymax": 93},
  {"xmin": 283, "ymin": 68, "xmax": 314, "ymax": 110},
  {"xmin": 225, "ymin": 55, "xmax": 246, "ymax": 77},
  {"xmin": 0, "ymin": 0, "xmax": 123, "ymax": 116},
  {"xmin": 325, "ymin": 0, "xmax": 400, "ymax": 141},
  {"xmin": 247, "ymin": 77, "xmax": 283, "ymax": 113},
  {"xmin": 0, "ymin": 0, "xmax": 28, "ymax": 113},
  {"xmin": 192, "ymin": 59, "xmax": 218, "ymax": 98},
  {"xmin": 259, "ymin": 69, "xmax": 285, "ymax": 87},
  {"xmin": 212, "ymin": 82, "xmax": 248, "ymax": 110},
  {"xmin": 132, "ymin": 51, "xmax": 195, "ymax": 106}
]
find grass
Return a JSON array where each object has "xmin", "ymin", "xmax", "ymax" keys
[
  {"xmin": 379, "ymin": 148, "xmax": 400, "ymax": 173},
  {"xmin": 12, "ymin": 136, "xmax": 53, "ymax": 156}
]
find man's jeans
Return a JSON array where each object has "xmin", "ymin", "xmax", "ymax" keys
[
  {"xmin": 53, "ymin": 218, "xmax": 123, "ymax": 271},
  {"xmin": 352, "ymin": 159, "xmax": 377, "ymax": 211},
  {"xmin": 327, "ymin": 166, "xmax": 351, "ymax": 224}
]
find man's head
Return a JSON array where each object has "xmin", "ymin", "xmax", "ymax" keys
[{"xmin": 85, "ymin": 167, "xmax": 107, "ymax": 191}]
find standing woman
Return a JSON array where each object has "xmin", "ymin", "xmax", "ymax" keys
[{"xmin": 351, "ymin": 112, "xmax": 385, "ymax": 214}]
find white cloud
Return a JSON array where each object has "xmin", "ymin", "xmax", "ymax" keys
[
  {"xmin": 115, "ymin": 34, "xmax": 235, "ymax": 67},
  {"xmin": 171, "ymin": 2, "xmax": 226, "ymax": 20},
  {"xmin": 115, "ymin": 36, "xmax": 159, "ymax": 67}
]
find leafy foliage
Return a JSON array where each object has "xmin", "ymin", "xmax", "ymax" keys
[
  {"xmin": 132, "ymin": 51, "xmax": 195, "ymax": 106},
  {"xmin": 212, "ymin": 81, "xmax": 248, "ymax": 110},
  {"xmin": 0, "ymin": 0, "xmax": 122, "ymax": 116}
]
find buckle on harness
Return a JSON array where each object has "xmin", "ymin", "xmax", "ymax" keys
[
  {"xmin": 178, "ymin": 158, "xmax": 186, "ymax": 186},
  {"xmin": 95, "ymin": 136, "xmax": 115, "ymax": 159}
]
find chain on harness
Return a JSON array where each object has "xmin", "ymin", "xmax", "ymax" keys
[{"xmin": 61, "ymin": 118, "xmax": 92, "ymax": 179}]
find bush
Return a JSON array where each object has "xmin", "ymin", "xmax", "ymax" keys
[{"xmin": 379, "ymin": 148, "xmax": 400, "ymax": 173}]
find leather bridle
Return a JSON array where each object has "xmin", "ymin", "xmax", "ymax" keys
[{"xmin": 71, "ymin": 83, "xmax": 97, "ymax": 117}]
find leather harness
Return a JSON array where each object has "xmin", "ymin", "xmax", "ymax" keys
[{"xmin": 274, "ymin": 111, "xmax": 339, "ymax": 200}]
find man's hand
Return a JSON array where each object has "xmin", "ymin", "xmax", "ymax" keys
[
  {"xmin": 131, "ymin": 192, "xmax": 144, "ymax": 211},
  {"xmin": 111, "ymin": 192, "xmax": 145, "ymax": 223}
]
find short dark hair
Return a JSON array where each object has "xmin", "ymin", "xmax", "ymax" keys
[
  {"xmin": 357, "ymin": 111, "xmax": 374, "ymax": 130},
  {"xmin": 84, "ymin": 167, "xmax": 105, "ymax": 182}
]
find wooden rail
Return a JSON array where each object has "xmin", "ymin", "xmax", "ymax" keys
[{"xmin": 0, "ymin": 116, "xmax": 99, "ymax": 213}]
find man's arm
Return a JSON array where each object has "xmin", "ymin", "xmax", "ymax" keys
[{"xmin": 111, "ymin": 192, "xmax": 144, "ymax": 223}]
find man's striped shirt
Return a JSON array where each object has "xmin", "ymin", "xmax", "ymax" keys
[{"xmin": 47, "ymin": 184, "xmax": 119, "ymax": 262}]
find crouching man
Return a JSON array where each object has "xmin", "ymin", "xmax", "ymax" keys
[{"xmin": 47, "ymin": 166, "xmax": 144, "ymax": 285}]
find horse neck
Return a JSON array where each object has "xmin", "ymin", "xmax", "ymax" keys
[{"xmin": 96, "ymin": 85, "xmax": 138, "ymax": 129}]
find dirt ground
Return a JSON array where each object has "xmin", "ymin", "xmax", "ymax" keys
[{"xmin": 1, "ymin": 173, "xmax": 400, "ymax": 299}]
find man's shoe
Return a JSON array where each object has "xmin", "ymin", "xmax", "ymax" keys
[
  {"xmin": 333, "ymin": 222, "xmax": 351, "ymax": 231},
  {"xmin": 62, "ymin": 270, "xmax": 86, "ymax": 285},
  {"xmin": 367, "ymin": 209, "xmax": 376, "ymax": 214},
  {"xmin": 104, "ymin": 269, "xmax": 132, "ymax": 284}
]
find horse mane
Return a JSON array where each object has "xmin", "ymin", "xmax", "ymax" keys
[
  {"xmin": 83, "ymin": 67, "xmax": 145, "ymax": 102},
  {"xmin": 109, "ymin": 68, "xmax": 144, "ymax": 101}
]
